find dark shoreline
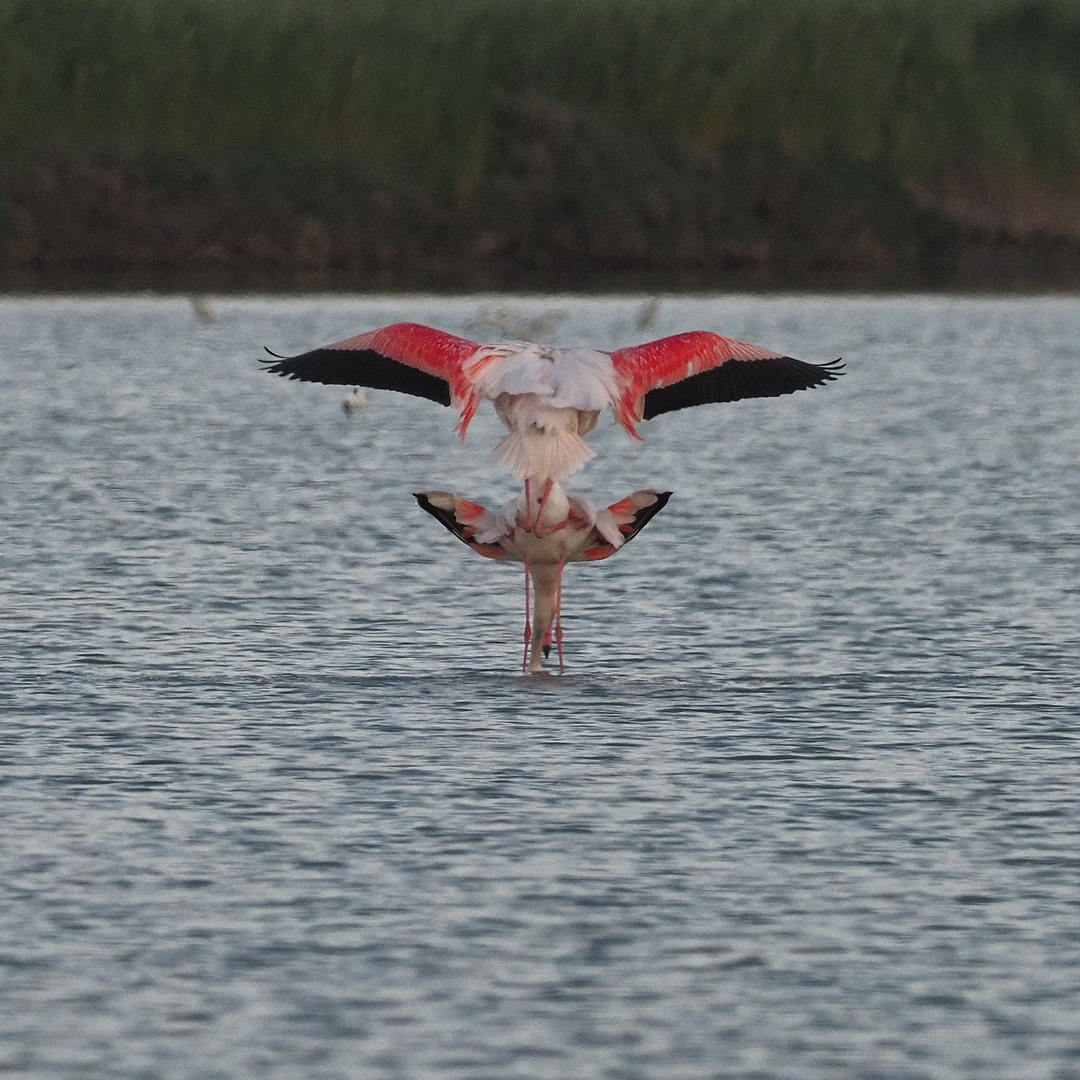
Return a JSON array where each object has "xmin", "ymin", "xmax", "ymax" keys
[
  {"xmin": 6, "ymin": 135, "xmax": 1080, "ymax": 297},
  {"xmin": 7, "ymin": 239, "xmax": 1080, "ymax": 296}
]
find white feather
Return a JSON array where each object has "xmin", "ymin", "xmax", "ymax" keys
[
  {"xmin": 470, "ymin": 500, "xmax": 518, "ymax": 545},
  {"xmin": 592, "ymin": 507, "xmax": 627, "ymax": 549},
  {"xmin": 546, "ymin": 347, "xmax": 621, "ymax": 410},
  {"xmin": 463, "ymin": 342, "xmax": 618, "ymax": 410},
  {"xmin": 570, "ymin": 494, "xmax": 625, "ymax": 549},
  {"xmin": 492, "ymin": 427, "xmax": 596, "ymax": 481}
]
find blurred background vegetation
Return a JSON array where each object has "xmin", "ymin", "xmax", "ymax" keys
[{"xmin": 3, "ymin": 0, "xmax": 1080, "ymax": 290}]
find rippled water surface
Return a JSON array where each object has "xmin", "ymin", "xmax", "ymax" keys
[{"xmin": 2, "ymin": 294, "xmax": 1079, "ymax": 1079}]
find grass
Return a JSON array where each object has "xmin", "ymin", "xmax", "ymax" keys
[
  {"xmin": 3, "ymin": 0, "xmax": 1080, "ymax": 287},
  {"xmin": 3, "ymin": 0, "xmax": 1080, "ymax": 194}
]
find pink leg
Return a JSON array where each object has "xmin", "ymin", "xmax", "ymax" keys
[
  {"xmin": 521, "ymin": 560, "xmax": 531, "ymax": 673},
  {"xmin": 523, "ymin": 478, "xmax": 533, "ymax": 531},
  {"xmin": 534, "ymin": 519, "xmax": 568, "ymax": 540},
  {"xmin": 555, "ymin": 560, "xmax": 565, "ymax": 674},
  {"xmin": 531, "ymin": 479, "xmax": 557, "ymax": 536}
]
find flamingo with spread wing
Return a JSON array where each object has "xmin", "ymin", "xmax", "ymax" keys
[
  {"xmin": 262, "ymin": 322, "xmax": 842, "ymax": 528},
  {"xmin": 415, "ymin": 483, "xmax": 670, "ymax": 674},
  {"xmin": 262, "ymin": 320, "xmax": 842, "ymax": 672}
]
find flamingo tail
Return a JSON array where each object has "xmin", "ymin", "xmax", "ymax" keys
[{"xmin": 492, "ymin": 428, "xmax": 595, "ymax": 483}]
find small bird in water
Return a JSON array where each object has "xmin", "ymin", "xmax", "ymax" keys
[
  {"xmin": 635, "ymin": 296, "xmax": 661, "ymax": 330},
  {"xmin": 461, "ymin": 305, "xmax": 568, "ymax": 341},
  {"xmin": 341, "ymin": 387, "xmax": 368, "ymax": 415},
  {"xmin": 190, "ymin": 296, "xmax": 217, "ymax": 323}
]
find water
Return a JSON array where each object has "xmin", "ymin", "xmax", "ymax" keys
[{"xmin": 2, "ymin": 294, "xmax": 1079, "ymax": 1079}]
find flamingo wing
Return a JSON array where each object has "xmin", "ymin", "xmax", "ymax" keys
[
  {"xmin": 262, "ymin": 322, "xmax": 480, "ymax": 408},
  {"xmin": 579, "ymin": 490, "xmax": 672, "ymax": 561},
  {"xmin": 414, "ymin": 491, "xmax": 510, "ymax": 560},
  {"xmin": 610, "ymin": 331, "xmax": 843, "ymax": 429}
]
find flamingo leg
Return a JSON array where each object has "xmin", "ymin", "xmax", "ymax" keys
[
  {"xmin": 535, "ymin": 519, "xmax": 569, "ymax": 541},
  {"xmin": 555, "ymin": 560, "xmax": 565, "ymax": 674},
  {"xmin": 532, "ymin": 478, "xmax": 567, "ymax": 537},
  {"xmin": 521, "ymin": 559, "xmax": 532, "ymax": 673},
  {"xmin": 523, "ymin": 478, "xmax": 534, "ymax": 531}
]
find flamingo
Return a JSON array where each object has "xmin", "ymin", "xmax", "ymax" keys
[
  {"xmin": 415, "ymin": 483, "xmax": 670, "ymax": 673},
  {"xmin": 262, "ymin": 322, "xmax": 842, "ymax": 529}
]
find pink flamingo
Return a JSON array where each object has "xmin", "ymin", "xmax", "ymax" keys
[
  {"xmin": 416, "ymin": 483, "xmax": 670, "ymax": 673},
  {"xmin": 263, "ymin": 322, "xmax": 842, "ymax": 672},
  {"xmin": 262, "ymin": 322, "xmax": 842, "ymax": 529}
]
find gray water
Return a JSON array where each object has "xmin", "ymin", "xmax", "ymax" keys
[{"xmin": 2, "ymin": 294, "xmax": 1078, "ymax": 1080}]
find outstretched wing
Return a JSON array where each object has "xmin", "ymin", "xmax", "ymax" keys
[
  {"xmin": 414, "ymin": 492, "xmax": 509, "ymax": 560},
  {"xmin": 610, "ymin": 331, "xmax": 843, "ymax": 430},
  {"xmin": 579, "ymin": 490, "xmax": 672, "ymax": 562},
  {"xmin": 261, "ymin": 322, "xmax": 480, "ymax": 408}
]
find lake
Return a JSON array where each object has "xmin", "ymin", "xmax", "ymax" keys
[{"xmin": 2, "ymin": 293, "xmax": 1078, "ymax": 1079}]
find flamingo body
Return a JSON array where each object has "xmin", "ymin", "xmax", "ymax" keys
[
  {"xmin": 416, "ymin": 484, "xmax": 670, "ymax": 672},
  {"xmin": 263, "ymin": 322, "xmax": 843, "ymax": 483}
]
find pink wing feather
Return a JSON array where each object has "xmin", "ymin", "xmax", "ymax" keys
[
  {"xmin": 262, "ymin": 322, "xmax": 484, "ymax": 434},
  {"xmin": 263, "ymin": 322, "xmax": 842, "ymax": 442},
  {"xmin": 323, "ymin": 323, "xmax": 478, "ymax": 401},
  {"xmin": 610, "ymin": 330, "xmax": 843, "ymax": 434}
]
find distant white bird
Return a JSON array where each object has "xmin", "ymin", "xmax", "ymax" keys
[
  {"xmin": 341, "ymin": 387, "xmax": 368, "ymax": 415},
  {"xmin": 190, "ymin": 297, "xmax": 216, "ymax": 323},
  {"xmin": 416, "ymin": 483, "xmax": 670, "ymax": 673},
  {"xmin": 635, "ymin": 296, "xmax": 661, "ymax": 330},
  {"xmin": 462, "ymin": 305, "xmax": 568, "ymax": 341},
  {"xmin": 263, "ymin": 321, "xmax": 842, "ymax": 531}
]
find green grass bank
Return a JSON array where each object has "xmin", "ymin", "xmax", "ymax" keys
[{"xmin": 3, "ymin": 0, "xmax": 1080, "ymax": 290}]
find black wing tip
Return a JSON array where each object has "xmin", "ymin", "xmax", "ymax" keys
[
  {"xmin": 414, "ymin": 493, "xmax": 466, "ymax": 542},
  {"xmin": 634, "ymin": 490, "xmax": 672, "ymax": 529},
  {"xmin": 415, "ymin": 492, "xmax": 443, "ymax": 518},
  {"xmin": 617, "ymin": 489, "xmax": 672, "ymax": 546},
  {"xmin": 414, "ymin": 494, "xmax": 500, "ymax": 556},
  {"xmin": 778, "ymin": 355, "xmax": 844, "ymax": 377},
  {"xmin": 794, "ymin": 355, "xmax": 845, "ymax": 388},
  {"xmin": 260, "ymin": 346, "xmax": 300, "ymax": 378},
  {"xmin": 259, "ymin": 346, "xmax": 452, "ymax": 403}
]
